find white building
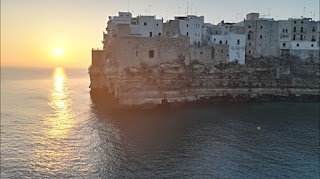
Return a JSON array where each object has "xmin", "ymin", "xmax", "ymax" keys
[
  {"xmin": 174, "ymin": 15, "xmax": 205, "ymax": 46},
  {"xmin": 210, "ymin": 23, "xmax": 246, "ymax": 64},
  {"xmin": 106, "ymin": 12, "xmax": 163, "ymax": 38}
]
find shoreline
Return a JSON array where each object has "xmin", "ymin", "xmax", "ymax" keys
[{"xmin": 90, "ymin": 88, "xmax": 320, "ymax": 110}]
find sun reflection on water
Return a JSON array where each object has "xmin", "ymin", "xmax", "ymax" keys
[{"xmin": 31, "ymin": 67, "xmax": 76, "ymax": 175}]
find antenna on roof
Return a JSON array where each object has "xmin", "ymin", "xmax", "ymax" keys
[
  {"xmin": 186, "ymin": 2, "xmax": 189, "ymax": 15},
  {"xmin": 127, "ymin": 0, "xmax": 129, "ymax": 12}
]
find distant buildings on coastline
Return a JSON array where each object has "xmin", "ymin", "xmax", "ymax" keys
[{"xmin": 96, "ymin": 12, "xmax": 319, "ymax": 67}]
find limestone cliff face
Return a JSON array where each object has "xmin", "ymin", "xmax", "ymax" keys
[{"xmin": 89, "ymin": 58, "xmax": 320, "ymax": 108}]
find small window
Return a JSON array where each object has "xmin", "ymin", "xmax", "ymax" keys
[
  {"xmin": 261, "ymin": 26, "xmax": 263, "ymax": 29},
  {"xmin": 144, "ymin": 22, "xmax": 147, "ymax": 26},
  {"xmin": 248, "ymin": 26, "xmax": 251, "ymax": 28},
  {"xmin": 216, "ymin": 31, "xmax": 218, "ymax": 34},
  {"xmin": 221, "ymin": 50, "xmax": 223, "ymax": 53},
  {"xmin": 300, "ymin": 35, "xmax": 303, "ymax": 40},
  {"xmin": 214, "ymin": 38, "xmax": 216, "ymax": 42},
  {"xmin": 282, "ymin": 29, "xmax": 285, "ymax": 33},
  {"xmin": 158, "ymin": 33, "xmax": 161, "ymax": 36},
  {"xmin": 296, "ymin": 44, "xmax": 299, "ymax": 47},
  {"xmin": 187, "ymin": 32, "xmax": 189, "ymax": 36},
  {"xmin": 311, "ymin": 44, "xmax": 314, "ymax": 47},
  {"xmin": 293, "ymin": 35, "xmax": 296, "ymax": 40},
  {"xmin": 126, "ymin": 15, "xmax": 129, "ymax": 17},
  {"xmin": 294, "ymin": 21, "xmax": 297, "ymax": 24},
  {"xmin": 149, "ymin": 32, "xmax": 153, "ymax": 37},
  {"xmin": 294, "ymin": 27, "xmax": 296, "ymax": 32},
  {"xmin": 149, "ymin": 50, "xmax": 154, "ymax": 58},
  {"xmin": 312, "ymin": 27, "xmax": 315, "ymax": 32},
  {"xmin": 237, "ymin": 39, "xmax": 240, "ymax": 45},
  {"xmin": 248, "ymin": 34, "xmax": 251, "ymax": 40},
  {"xmin": 301, "ymin": 21, "xmax": 303, "ymax": 24},
  {"xmin": 286, "ymin": 29, "xmax": 288, "ymax": 33},
  {"xmin": 249, "ymin": 50, "xmax": 251, "ymax": 54},
  {"xmin": 219, "ymin": 40, "xmax": 222, "ymax": 44},
  {"xmin": 300, "ymin": 27, "xmax": 303, "ymax": 32},
  {"xmin": 283, "ymin": 43, "xmax": 286, "ymax": 47},
  {"xmin": 249, "ymin": 43, "xmax": 251, "ymax": 46},
  {"xmin": 260, "ymin": 35, "xmax": 262, "ymax": 39},
  {"xmin": 226, "ymin": 41, "xmax": 228, "ymax": 45},
  {"xmin": 187, "ymin": 24, "xmax": 189, "ymax": 27},
  {"xmin": 156, "ymin": 24, "xmax": 159, "ymax": 26},
  {"xmin": 200, "ymin": 52, "xmax": 203, "ymax": 54}
]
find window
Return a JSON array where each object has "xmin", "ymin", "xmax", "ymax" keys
[
  {"xmin": 301, "ymin": 21, "xmax": 303, "ymax": 24},
  {"xmin": 300, "ymin": 27, "xmax": 303, "ymax": 33},
  {"xmin": 187, "ymin": 24, "xmax": 189, "ymax": 27},
  {"xmin": 296, "ymin": 44, "xmax": 299, "ymax": 47},
  {"xmin": 237, "ymin": 39, "xmax": 240, "ymax": 45},
  {"xmin": 216, "ymin": 31, "xmax": 218, "ymax": 34},
  {"xmin": 283, "ymin": 43, "xmax": 286, "ymax": 47},
  {"xmin": 249, "ymin": 50, "xmax": 251, "ymax": 54},
  {"xmin": 200, "ymin": 52, "xmax": 203, "ymax": 54},
  {"xmin": 283, "ymin": 29, "xmax": 285, "ymax": 33},
  {"xmin": 286, "ymin": 29, "xmax": 288, "ymax": 33},
  {"xmin": 261, "ymin": 26, "xmax": 263, "ymax": 29},
  {"xmin": 248, "ymin": 26, "xmax": 251, "ymax": 28},
  {"xmin": 312, "ymin": 27, "xmax": 315, "ymax": 32},
  {"xmin": 221, "ymin": 50, "xmax": 223, "ymax": 53},
  {"xmin": 144, "ymin": 22, "xmax": 147, "ymax": 26},
  {"xmin": 260, "ymin": 35, "xmax": 263, "ymax": 39},
  {"xmin": 311, "ymin": 44, "xmax": 314, "ymax": 47},
  {"xmin": 293, "ymin": 35, "xmax": 296, "ymax": 40},
  {"xmin": 294, "ymin": 21, "xmax": 297, "ymax": 24},
  {"xmin": 226, "ymin": 41, "xmax": 228, "ymax": 44},
  {"xmin": 219, "ymin": 40, "xmax": 222, "ymax": 44},
  {"xmin": 187, "ymin": 32, "xmax": 189, "ymax": 36},
  {"xmin": 214, "ymin": 38, "xmax": 216, "ymax": 42},
  {"xmin": 156, "ymin": 23, "xmax": 159, "ymax": 26},
  {"xmin": 158, "ymin": 33, "xmax": 161, "ymax": 36},
  {"xmin": 249, "ymin": 43, "xmax": 251, "ymax": 46},
  {"xmin": 149, "ymin": 50, "xmax": 154, "ymax": 58},
  {"xmin": 248, "ymin": 34, "xmax": 251, "ymax": 40},
  {"xmin": 149, "ymin": 32, "xmax": 153, "ymax": 37},
  {"xmin": 294, "ymin": 27, "xmax": 296, "ymax": 32},
  {"xmin": 300, "ymin": 35, "xmax": 303, "ymax": 40}
]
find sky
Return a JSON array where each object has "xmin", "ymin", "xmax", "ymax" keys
[{"xmin": 1, "ymin": 0, "xmax": 319, "ymax": 68}]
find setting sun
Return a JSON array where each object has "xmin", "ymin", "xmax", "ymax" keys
[{"xmin": 54, "ymin": 48, "xmax": 64, "ymax": 56}]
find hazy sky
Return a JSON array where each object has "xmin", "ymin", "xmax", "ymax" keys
[{"xmin": 1, "ymin": 0, "xmax": 319, "ymax": 68}]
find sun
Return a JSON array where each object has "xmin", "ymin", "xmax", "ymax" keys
[{"xmin": 54, "ymin": 48, "xmax": 64, "ymax": 56}]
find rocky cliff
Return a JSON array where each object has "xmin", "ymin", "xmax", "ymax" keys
[{"xmin": 89, "ymin": 57, "xmax": 320, "ymax": 109}]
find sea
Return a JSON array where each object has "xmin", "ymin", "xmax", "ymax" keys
[{"xmin": 1, "ymin": 67, "xmax": 319, "ymax": 178}]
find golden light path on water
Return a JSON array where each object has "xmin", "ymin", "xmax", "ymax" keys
[{"xmin": 31, "ymin": 67, "xmax": 76, "ymax": 175}]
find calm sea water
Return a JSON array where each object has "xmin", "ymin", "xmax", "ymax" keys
[{"xmin": 1, "ymin": 67, "xmax": 319, "ymax": 178}]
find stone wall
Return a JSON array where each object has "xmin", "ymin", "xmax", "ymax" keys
[{"xmin": 113, "ymin": 36, "xmax": 191, "ymax": 70}]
